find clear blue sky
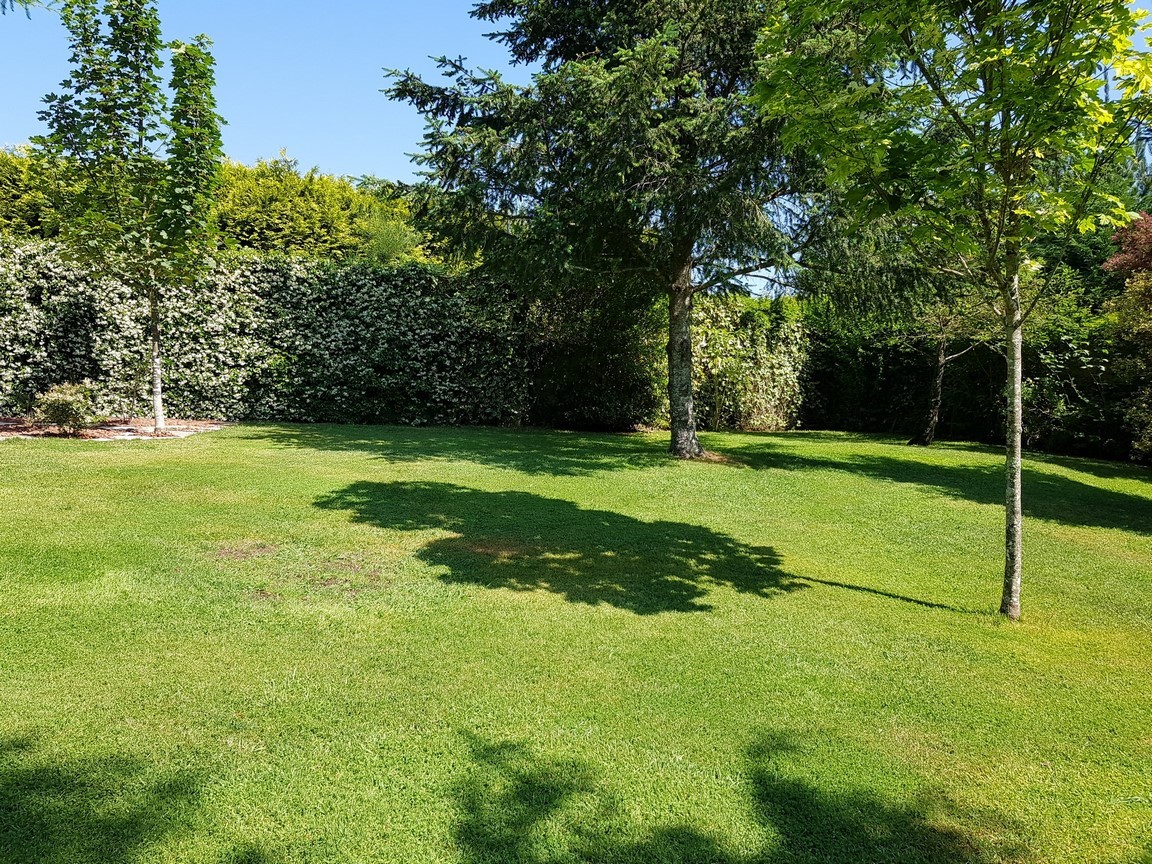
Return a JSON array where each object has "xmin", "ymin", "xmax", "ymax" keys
[{"xmin": 0, "ymin": 1, "xmax": 526, "ymax": 181}]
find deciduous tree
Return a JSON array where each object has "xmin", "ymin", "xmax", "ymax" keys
[
  {"xmin": 34, "ymin": 0, "xmax": 223, "ymax": 432},
  {"xmin": 759, "ymin": 0, "xmax": 1152, "ymax": 618}
]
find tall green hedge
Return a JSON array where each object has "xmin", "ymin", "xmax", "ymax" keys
[
  {"xmin": 692, "ymin": 295, "xmax": 807, "ymax": 432},
  {"xmin": 801, "ymin": 322, "xmax": 1141, "ymax": 461},
  {"xmin": 0, "ymin": 243, "xmax": 808, "ymax": 431},
  {"xmin": 0, "ymin": 245, "xmax": 529, "ymax": 424}
]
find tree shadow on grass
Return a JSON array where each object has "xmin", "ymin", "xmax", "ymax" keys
[
  {"xmin": 315, "ymin": 481, "xmax": 802, "ymax": 614},
  {"xmin": 452, "ymin": 732, "xmax": 1028, "ymax": 864},
  {"xmin": 734, "ymin": 443, "xmax": 1152, "ymax": 536},
  {"xmin": 797, "ymin": 576, "xmax": 979, "ymax": 615},
  {"xmin": 244, "ymin": 423, "xmax": 1152, "ymax": 534},
  {"xmin": 241, "ymin": 423, "xmax": 669, "ymax": 477},
  {"xmin": 0, "ymin": 736, "xmax": 201, "ymax": 864}
]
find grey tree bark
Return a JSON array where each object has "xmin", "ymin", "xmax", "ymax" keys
[
  {"xmin": 149, "ymin": 288, "xmax": 166, "ymax": 434},
  {"xmin": 668, "ymin": 261, "xmax": 703, "ymax": 459},
  {"xmin": 1000, "ymin": 268, "xmax": 1024, "ymax": 620}
]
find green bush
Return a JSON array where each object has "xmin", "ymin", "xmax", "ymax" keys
[
  {"xmin": 31, "ymin": 381, "xmax": 99, "ymax": 434},
  {"xmin": 0, "ymin": 243, "xmax": 809, "ymax": 432},
  {"xmin": 0, "ymin": 245, "xmax": 532, "ymax": 424},
  {"xmin": 692, "ymin": 294, "xmax": 807, "ymax": 432}
]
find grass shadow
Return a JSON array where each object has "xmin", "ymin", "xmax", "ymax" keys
[
  {"xmin": 242, "ymin": 423, "xmax": 1151, "ymax": 535},
  {"xmin": 452, "ymin": 731, "xmax": 1028, "ymax": 863},
  {"xmin": 733, "ymin": 442, "xmax": 1152, "ymax": 536},
  {"xmin": 315, "ymin": 481, "xmax": 801, "ymax": 614},
  {"xmin": 744, "ymin": 734, "xmax": 1027, "ymax": 863},
  {"xmin": 797, "ymin": 576, "xmax": 979, "ymax": 615},
  {"xmin": 0, "ymin": 736, "xmax": 201, "ymax": 864},
  {"xmin": 240, "ymin": 423, "xmax": 669, "ymax": 477}
]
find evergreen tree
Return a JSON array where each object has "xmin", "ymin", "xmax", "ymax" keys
[{"xmin": 389, "ymin": 0, "xmax": 809, "ymax": 457}]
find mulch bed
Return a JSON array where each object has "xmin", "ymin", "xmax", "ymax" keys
[{"xmin": 0, "ymin": 417, "xmax": 229, "ymax": 441}]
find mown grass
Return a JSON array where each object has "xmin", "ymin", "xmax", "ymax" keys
[{"xmin": 1, "ymin": 425, "xmax": 1149, "ymax": 863}]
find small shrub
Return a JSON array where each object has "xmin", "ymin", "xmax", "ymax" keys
[{"xmin": 31, "ymin": 382, "xmax": 99, "ymax": 435}]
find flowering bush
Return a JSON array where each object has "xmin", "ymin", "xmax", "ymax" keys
[
  {"xmin": 691, "ymin": 294, "xmax": 807, "ymax": 432},
  {"xmin": 0, "ymin": 244, "xmax": 531, "ymax": 424},
  {"xmin": 0, "ymin": 242, "xmax": 807, "ymax": 431}
]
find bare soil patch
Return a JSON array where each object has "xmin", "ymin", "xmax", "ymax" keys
[{"xmin": 0, "ymin": 417, "xmax": 228, "ymax": 441}]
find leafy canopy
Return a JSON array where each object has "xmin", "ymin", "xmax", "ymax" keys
[
  {"xmin": 214, "ymin": 156, "xmax": 424, "ymax": 264},
  {"xmin": 757, "ymin": 0, "xmax": 1152, "ymax": 293},
  {"xmin": 33, "ymin": 0, "xmax": 224, "ymax": 289}
]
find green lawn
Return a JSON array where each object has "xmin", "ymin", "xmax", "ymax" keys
[{"xmin": 1, "ymin": 425, "xmax": 1150, "ymax": 864}]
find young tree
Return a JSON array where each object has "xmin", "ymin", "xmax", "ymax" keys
[
  {"xmin": 388, "ymin": 0, "xmax": 807, "ymax": 458},
  {"xmin": 34, "ymin": 0, "xmax": 223, "ymax": 432},
  {"xmin": 759, "ymin": 0, "xmax": 1152, "ymax": 619}
]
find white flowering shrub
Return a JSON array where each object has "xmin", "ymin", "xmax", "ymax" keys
[
  {"xmin": 0, "ymin": 243, "xmax": 530, "ymax": 423},
  {"xmin": 0, "ymin": 244, "xmax": 149, "ymax": 416},
  {"xmin": 0, "ymin": 242, "xmax": 805, "ymax": 430},
  {"xmin": 692, "ymin": 294, "xmax": 807, "ymax": 432}
]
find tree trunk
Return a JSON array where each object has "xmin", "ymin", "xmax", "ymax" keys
[
  {"xmin": 910, "ymin": 337, "xmax": 947, "ymax": 447},
  {"xmin": 1000, "ymin": 273, "xmax": 1024, "ymax": 621},
  {"xmin": 668, "ymin": 266, "xmax": 703, "ymax": 459},
  {"xmin": 149, "ymin": 287, "xmax": 166, "ymax": 434}
]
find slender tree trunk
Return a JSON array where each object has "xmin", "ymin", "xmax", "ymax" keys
[
  {"xmin": 1000, "ymin": 270, "xmax": 1024, "ymax": 620},
  {"xmin": 149, "ymin": 287, "xmax": 166, "ymax": 434},
  {"xmin": 910, "ymin": 336, "xmax": 947, "ymax": 447},
  {"xmin": 668, "ymin": 262, "xmax": 703, "ymax": 459}
]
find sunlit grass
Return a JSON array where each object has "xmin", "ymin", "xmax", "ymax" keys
[{"xmin": 1, "ymin": 425, "xmax": 1149, "ymax": 863}]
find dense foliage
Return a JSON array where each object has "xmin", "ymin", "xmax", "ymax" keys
[
  {"xmin": 214, "ymin": 157, "xmax": 424, "ymax": 264},
  {"xmin": 0, "ymin": 243, "xmax": 806, "ymax": 430},
  {"xmin": 0, "ymin": 150, "xmax": 57, "ymax": 239},
  {"xmin": 694, "ymin": 295, "xmax": 807, "ymax": 432},
  {"xmin": 795, "ymin": 209, "xmax": 1143, "ymax": 461},
  {"xmin": 388, "ymin": 0, "xmax": 805, "ymax": 457},
  {"xmin": 0, "ymin": 148, "xmax": 427, "ymax": 264},
  {"xmin": 0, "ymin": 244, "xmax": 527, "ymax": 423},
  {"xmin": 30, "ymin": 380, "xmax": 99, "ymax": 433}
]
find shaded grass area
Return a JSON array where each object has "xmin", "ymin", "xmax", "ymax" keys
[
  {"xmin": 452, "ymin": 731, "xmax": 1028, "ymax": 864},
  {"xmin": 0, "ymin": 737, "xmax": 201, "ymax": 864},
  {"xmin": 1, "ymin": 424, "xmax": 1150, "ymax": 863},
  {"xmin": 315, "ymin": 481, "xmax": 800, "ymax": 614}
]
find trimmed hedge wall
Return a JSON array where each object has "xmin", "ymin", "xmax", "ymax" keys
[
  {"xmin": 0, "ymin": 245, "xmax": 529, "ymax": 424},
  {"xmin": 0, "ymin": 243, "xmax": 808, "ymax": 431}
]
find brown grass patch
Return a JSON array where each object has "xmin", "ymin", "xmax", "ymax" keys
[
  {"xmin": 697, "ymin": 449, "xmax": 751, "ymax": 467},
  {"xmin": 217, "ymin": 540, "xmax": 279, "ymax": 561},
  {"xmin": 325, "ymin": 553, "xmax": 383, "ymax": 578}
]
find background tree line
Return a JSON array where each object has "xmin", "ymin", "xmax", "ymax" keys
[
  {"xmin": 0, "ymin": 148, "xmax": 425, "ymax": 264},
  {"xmin": 22, "ymin": 130, "xmax": 1148, "ymax": 466}
]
